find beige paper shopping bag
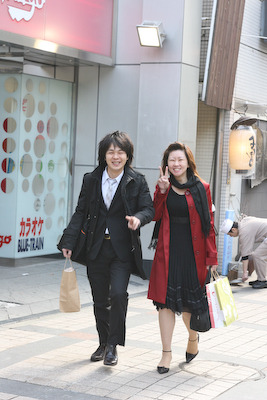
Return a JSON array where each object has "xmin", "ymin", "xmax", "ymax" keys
[{"xmin": 59, "ymin": 259, "xmax": 80, "ymax": 312}]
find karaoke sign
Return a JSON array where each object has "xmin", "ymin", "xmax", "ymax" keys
[
  {"xmin": 0, "ymin": 0, "xmax": 114, "ymax": 57},
  {"xmin": 1, "ymin": 0, "xmax": 45, "ymax": 22}
]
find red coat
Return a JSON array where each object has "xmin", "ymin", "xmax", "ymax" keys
[{"xmin": 147, "ymin": 182, "xmax": 218, "ymax": 304}]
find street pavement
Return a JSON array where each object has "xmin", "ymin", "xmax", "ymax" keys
[{"xmin": 0, "ymin": 255, "xmax": 267, "ymax": 399}]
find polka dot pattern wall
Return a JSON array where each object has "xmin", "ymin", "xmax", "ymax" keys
[{"xmin": 0, "ymin": 74, "xmax": 72, "ymax": 258}]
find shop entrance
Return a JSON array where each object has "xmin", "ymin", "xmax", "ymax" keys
[{"xmin": 0, "ymin": 73, "xmax": 72, "ymax": 258}]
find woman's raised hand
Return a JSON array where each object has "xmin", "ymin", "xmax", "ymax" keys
[{"xmin": 158, "ymin": 166, "xmax": 170, "ymax": 194}]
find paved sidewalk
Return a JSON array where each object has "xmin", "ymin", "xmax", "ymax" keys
[
  {"xmin": 0, "ymin": 255, "xmax": 146, "ymax": 323},
  {"xmin": 0, "ymin": 256, "xmax": 267, "ymax": 399}
]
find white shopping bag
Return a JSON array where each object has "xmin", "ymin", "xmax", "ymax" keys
[{"xmin": 206, "ymin": 280, "xmax": 225, "ymax": 328}]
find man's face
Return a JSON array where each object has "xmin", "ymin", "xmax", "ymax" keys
[
  {"xmin": 105, "ymin": 144, "xmax": 128, "ymax": 177},
  {"xmin": 227, "ymin": 228, "xmax": 239, "ymax": 237}
]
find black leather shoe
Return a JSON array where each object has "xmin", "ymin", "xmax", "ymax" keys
[
  {"xmin": 249, "ymin": 280, "xmax": 259, "ymax": 286},
  {"xmin": 157, "ymin": 366, "xmax": 169, "ymax": 374},
  {"xmin": 252, "ymin": 281, "xmax": 267, "ymax": 289},
  {"xmin": 90, "ymin": 344, "xmax": 106, "ymax": 362},
  {"xmin": 186, "ymin": 334, "xmax": 199, "ymax": 363},
  {"xmin": 104, "ymin": 344, "xmax": 118, "ymax": 366}
]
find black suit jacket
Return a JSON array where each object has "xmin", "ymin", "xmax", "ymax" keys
[
  {"xmin": 58, "ymin": 166, "xmax": 154, "ymax": 279},
  {"xmin": 89, "ymin": 176, "xmax": 132, "ymax": 260}
]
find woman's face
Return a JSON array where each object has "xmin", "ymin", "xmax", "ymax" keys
[{"xmin": 167, "ymin": 150, "xmax": 188, "ymax": 182}]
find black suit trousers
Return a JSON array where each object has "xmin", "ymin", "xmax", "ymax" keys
[{"xmin": 86, "ymin": 239, "xmax": 133, "ymax": 346}]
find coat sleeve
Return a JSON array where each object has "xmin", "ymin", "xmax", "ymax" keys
[
  {"xmin": 153, "ymin": 185, "xmax": 169, "ymax": 221},
  {"xmin": 204, "ymin": 183, "xmax": 218, "ymax": 266},
  {"xmin": 132, "ymin": 175, "xmax": 155, "ymax": 226},
  {"xmin": 58, "ymin": 174, "xmax": 89, "ymax": 251}
]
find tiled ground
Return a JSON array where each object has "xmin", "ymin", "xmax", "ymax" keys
[{"xmin": 1, "ymin": 282, "xmax": 267, "ymax": 400}]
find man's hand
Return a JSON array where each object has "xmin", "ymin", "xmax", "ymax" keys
[
  {"xmin": 125, "ymin": 216, "xmax": 141, "ymax": 231},
  {"xmin": 62, "ymin": 248, "xmax": 72, "ymax": 258}
]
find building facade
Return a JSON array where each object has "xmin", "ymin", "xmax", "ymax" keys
[{"xmin": 1, "ymin": 0, "xmax": 267, "ymax": 272}]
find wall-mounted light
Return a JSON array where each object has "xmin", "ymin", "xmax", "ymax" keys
[
  {"xmin": 136, "ymin": 21, "xmax": 166, "ymax": 47},
  {"xmin": 229, "ymin": 117, "xmax": 257, "ymax": 174}
]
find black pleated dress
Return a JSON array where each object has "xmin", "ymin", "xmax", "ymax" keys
[{"xmin": 154, "ymin": 188, "xmax": 208, "ymax": 315}]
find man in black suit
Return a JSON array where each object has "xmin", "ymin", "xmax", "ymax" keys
[{"xmin": 60, "ymin": 131, "xmax": 154, "ymax": 366}]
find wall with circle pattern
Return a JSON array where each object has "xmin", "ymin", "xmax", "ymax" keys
[{"xmin": 0, "ymin": 74, "xmax": 72, "ymax": 258}]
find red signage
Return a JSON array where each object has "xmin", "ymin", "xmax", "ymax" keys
[
  {"xmin": 0, "ymin": 235, "xmax": 12, "ymax": 248},
  {"xmin": 18, "ymin": 216, "xmax": 44, "ymax": 252},
  {"xmin": 19, "ymin": 217, "xmax": 44, "ymax": 237},
  {"xmin": 0, "ymin": 0, "xmax": 114, "ymax": 57}
]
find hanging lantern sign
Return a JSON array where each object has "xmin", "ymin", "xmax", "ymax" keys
[{"xmin": 229, "ymin": 122, "xmax": 256, "ymax": 173}]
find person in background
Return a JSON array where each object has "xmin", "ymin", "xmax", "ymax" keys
[
  {"xmin": 148, "ymin": 142, "xmax": 218, "ymax": 374},
  {"xmin": 59, "ymin": 131, "xmax": 154, "ymax": 366},
  {"xmin": 220, "ymin": 216, "xmax": 267, "ymax": 288}
]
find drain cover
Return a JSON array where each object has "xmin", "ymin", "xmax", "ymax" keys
[{"xmin": 181, "ymin": 360, "xmax": 265, "ymax": 382}]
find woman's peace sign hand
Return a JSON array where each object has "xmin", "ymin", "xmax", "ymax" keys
[{"xmin": 157, "ymin": 166, "xmax": 170, "ymax": 194}]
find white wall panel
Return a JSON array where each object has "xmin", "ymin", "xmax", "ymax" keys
[
  {"xmin": 240, "ymin": 0, "xmax": 267, "ymax": 53},
  {"xmin": 96, "ymin": 65, "xmax": 140, "ymax": 159},
  {"xmin": 182, "ymin": 0, "xmax": 203, "ymax": 66},
  {"xmin": 136, "ymin": 63, "xmax": 181, "ymax": 169},
  {"xmin": 234, "ymin": 0, "xmax": 267, "ymax": 105},
  {"xmin": 178, "ymin": 64, "xmax": 200, "ymax": 152},
  {"xmin": 116, "ymin": 0, "xmax": 185, "ymax": 65},
  {"xmin": 71, "ymin": 165, "xmax": 94, "ymax": 215},
  {"xmin": 235, "ymin": 44, "xmax": 267, "ymax": 104},
  {"xmin": 136, "ymin": 168, "xmax": 158, "ymax": 262},
  {"xmin": 75, "ymin": 66, "xmax": 99, "ymax": 167},
  {"xmin": 115, "ymin": 0, "xmax": 143, "ymax": 64},
  {"xmin": 138, "ymin": 0, "xmax": 184, "ymax": 63}
]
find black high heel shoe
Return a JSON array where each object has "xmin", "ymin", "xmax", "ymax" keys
[
  {"xmin": 157, "ymin": 350, "xmax": 171, "ymax": 374},
  {"xmin": 186, "ymin": 334, "xmax": 199, "ymax": 363}
]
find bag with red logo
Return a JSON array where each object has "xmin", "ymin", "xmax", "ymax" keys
[{"xmin": 206, "ymin": 273, "xmax": 225, "ymax": 328}]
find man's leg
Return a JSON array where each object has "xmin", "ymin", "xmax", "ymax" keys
[
  {"xmin": 103, "ymin": 256, "xmax": 132, "ymax": 366},
  {"xmin": 87, "ymin": 241, "xmax": 112, "ymax": 346},
  {"xmin": 108, "ymin": 258, "xmax": 132, "ymax": 346},
  {"xmin": 251, "ymin": 239, "xmax": 267, "ymax": 287}
]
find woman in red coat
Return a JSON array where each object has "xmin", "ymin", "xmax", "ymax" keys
[{"xmin": 148, "ymin": 142, "xmax": 218, "ymax": 374}]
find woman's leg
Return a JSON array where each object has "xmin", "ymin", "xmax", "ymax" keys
[
  {"xmin": 182, "ymin": 312, "xmax": 198, "ymax": 354},
  {"xmin": 158, "ymin": 308, "xmax": 175, "ymax": 367}
]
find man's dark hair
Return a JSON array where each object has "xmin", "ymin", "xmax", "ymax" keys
[
  {"xmin": 98, "ymin": 131, "xmax": 134, "ymax": 168},
  {"xmin": 230, "ymin": 221, "xmax": 238, "ymax": 232}
]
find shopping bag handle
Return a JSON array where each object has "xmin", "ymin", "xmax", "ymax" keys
[
  {"xmin": 64, "ymin": 258, "xmax": 74, "ymax": 271},
  {"xmin": 210, "ymin": 269, "xmax": 220, "ymax": 281}
]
